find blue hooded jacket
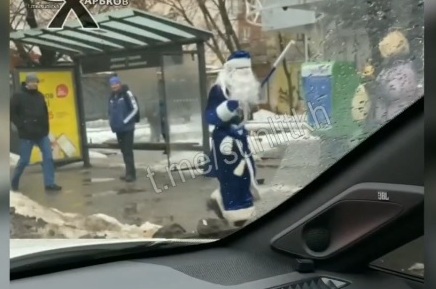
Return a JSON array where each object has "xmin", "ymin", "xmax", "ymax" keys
[{"xmin": 108, "ymin": 84, "xmax": 138, "ymax": 133}]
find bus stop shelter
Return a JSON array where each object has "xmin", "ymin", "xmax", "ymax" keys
[{"xmin": 10, "ymin": 8, "xmax": 213, "ymax": 168}]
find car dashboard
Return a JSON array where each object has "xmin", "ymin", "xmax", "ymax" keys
[{"xmin": 10, "ymin": 247, "xmax": 418, "ymax": 289}]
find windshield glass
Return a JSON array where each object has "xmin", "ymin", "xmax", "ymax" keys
[{"xmin": 10, "ymin": 0, "xmax": 422, "ymax": 263}]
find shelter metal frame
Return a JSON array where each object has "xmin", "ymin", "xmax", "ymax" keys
[{"xmin": 10, "ymin": 8, "xmax": 213, "ymax": 167}]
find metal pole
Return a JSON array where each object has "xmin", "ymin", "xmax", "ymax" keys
[
  {"xmin": 196, "ymin": 41, "xmax": 210, "ymax": 155},
  {"xmin": 73, "ymin": 58, "xmax": 91, "ymax": 167},
  {"xmin": 304, "ymin": 34, "xmax": 309, "ymax": 62},
  {"xmin": 159, "ymin": 55, "xmax": 171, "ymax": 168}
]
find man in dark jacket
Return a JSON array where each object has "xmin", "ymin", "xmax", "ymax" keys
[
  {"xmin": 108, "ymin": 76, "xmax": 138, "ymax": 182},
  {"xmin": 10, "ymin": 73, "xmax": 62, "ymax": 192}
]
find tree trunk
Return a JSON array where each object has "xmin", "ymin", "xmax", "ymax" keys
[
  {"xmin": 278, "ymin": 33, "xmax": 294, "ymax": 114},
  {"xmin": 197, "ymin": 0, "xmax": 236, "ymax": 53},
  {"xmin": 216, "ymin": 0, "xmax": 241, "ymax": 51}
]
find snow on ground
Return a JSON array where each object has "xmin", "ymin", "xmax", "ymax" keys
[
  {"xmin": 10, "ymin": 112, "xmax": 315, "ymax": 172},
  {"xmin": 83, "ymin": 114, "xmax": 318, "ymax": 173},
  {"xmin": 149, "ymin": 151, "xmax": 206, "ymax": 173},
  {"xmin": 86, "ymin": 112, "xmax": 314, "ymax": 145},
  {"xmin": 253, "ymin": 109, "xmax": 279, "ymax": 121},
  {"xmin": 9, "ymin": 150, "xmax": 108, "ymax": 167},
  {"xmin": 253, "ymin": 109, "xmax": 307, "ymax": 122},
  {"xmin": 87, "ymin": 122, "xmax": 203, "ymax": 144},
  {"xmin": 88, "ymin": 150, "xmax": 109, "ymax": 159},
  {"xmin": 408, "ymin": 263, "xmax": 424, "ymax": 276},
  {"xmin": 10, "ymin": 191, "xmax": 162, "ymax": 239}
]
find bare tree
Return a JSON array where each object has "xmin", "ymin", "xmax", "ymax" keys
[
  {"xmin": 276, "ymin": 32, "xmax": 295, "ymax": 113},
  {"xmin": 10, "ymin": 0, "xmax": 34, "ymax": 66},
  {"xmin": 151, "ymin": 0, "xmax": 241, "ymax": 64}
]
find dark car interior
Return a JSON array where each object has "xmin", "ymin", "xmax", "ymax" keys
[{"xmin": 11, "ymin": 98, "xmax": 423, "ymax": 289}]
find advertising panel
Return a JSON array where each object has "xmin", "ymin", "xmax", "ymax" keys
[{"xmin": 16, "ymin": 69, "xmax": 82, "ymax": 164}]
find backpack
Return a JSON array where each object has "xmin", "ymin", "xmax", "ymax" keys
[{"xmin": 123, "ymin": 93, "xmax": 140, "ymax": 123}]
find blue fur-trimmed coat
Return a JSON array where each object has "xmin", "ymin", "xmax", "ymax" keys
[{"xmin": 204, "ymin": 84, "xmax": 257, "ymax": 223}]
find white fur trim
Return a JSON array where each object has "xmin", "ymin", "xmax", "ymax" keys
[
  {"xmin": 246, "ymin": 156, "xmax": 260, "ymax": 200},
  {"xmin": 216, "ymin": 101, "xmax": 236, "ymax": 121},
  {"xmin": 219, "ymin": 136, "xmax": 234, "ymax": 155},
  {"xmin": 250, "ymin": 182, "xmax": 261, "ymax": 201},
  {"xmin": 233, "ymin": 159, "xmax": 246, "ymax": 176},
  {"xmin": 226, "ymin": 57, "xmax": 251, "ymax": 69},
  {"xmin": 233, "ymin": 138, "xmax": 261, "ymax": 200},
  {"xmin": 223, "ymin": 206, "xmax": 255, "ymax": 223},
  {"xmin": 211, "ymin": 189, "xmax": 256, "ymax": 224}
]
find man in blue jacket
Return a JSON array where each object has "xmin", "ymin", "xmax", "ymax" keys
[{"xmin": 108, "ymin": 76, "xmax": 139, "ymax": 182}]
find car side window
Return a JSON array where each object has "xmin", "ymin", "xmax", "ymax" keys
[{"xmin": 371, "ymin": 237, "xmax": 424, "ymax": 278}]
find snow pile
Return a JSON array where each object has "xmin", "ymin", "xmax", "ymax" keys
[
  {"xmin": 88, "ymin": 150, "xmax": 108, "ymax": 159},
  {"xmin": 253, "ymin": 109, "xmax": 278, "ymax": 121},
  {"xmin": 408, "ymin": 263, "xmax": 424, "ymax": 277},
  {"xmin": 87, "ymin": 123, "xmax": 202, "ymax": 144},
  {"xmin": 151, "ymin": 151, "xmax": 209, "ymax": 173},
  {"xmin": 86, "ymin": 119, "xmax": 110, "ymax": 128},
  {"xmin": 10, "ymin": 191, "xmax": 162, "ymax": 239},
  {"xmin": 249, "ymin": 109, "xmax": 314, "ymax": 143},
  {"xmin": 253, "ymin": 109, "xmax": 308, "ymax": 122}
]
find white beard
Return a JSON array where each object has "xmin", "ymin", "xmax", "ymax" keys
[
  {"xmin": 220, "ymin": 68, "xmax": 260, "ymax": 123},
  {"xmin": 227, "ymin": 68, "xmax": 260, "ymax": 105},
  {"xmin": 215, "ymin": 67, "xmax": 260, "ymax": 122}
]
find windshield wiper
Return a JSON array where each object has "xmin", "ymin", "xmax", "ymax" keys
[{"xmin": 10, "ymin": 240, "xmax": 206, "ymax": 280}]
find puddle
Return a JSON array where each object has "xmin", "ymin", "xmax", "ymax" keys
[
  {"xmin": 90, "ymin": 190, "xmax": 119, "ymax": 198},
  {"xmin": 151, "ymin": 215, "xmax": 175, "ymax": 225},
  {"xmin": 116, "ymin": 187, "xmax": 147, "ymax": 195},
  {"xmin": 87, "ymin": 187, "xmax": 146, "ymax": 198},
  {"xmin": 62, "ymin": 190, "xmax": 74, "ymax": 194},
  {"xmin": 96, "ymin": 150, "xmax": 119, "ymax": 156},
  {"xmin": 123, "ymin": 203, "xmax": 138, "ymax": 214}
]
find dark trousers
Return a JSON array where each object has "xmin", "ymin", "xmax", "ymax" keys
[{"xmin": 116, "ymin": 130, "xmax": 136, "ymax": 178}]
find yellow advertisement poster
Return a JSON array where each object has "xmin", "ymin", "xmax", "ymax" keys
[
  {"xmin": 269, "ymin": 62, "xmax": 302, "ymax": 115},
  {"xmin": 17, "ymin": 70, "xmax": 82, "ymax": 164}
]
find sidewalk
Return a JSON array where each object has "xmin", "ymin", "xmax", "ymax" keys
[
  {"xmin": 10, "ymin": 161, "xmax": 217, "ymax": 232},
  {"xmin": 11, "ymin": 150, "xmax": 303, "ymax": 233}
]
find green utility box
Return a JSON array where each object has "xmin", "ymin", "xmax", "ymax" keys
[{"xmin": 301, "ymin": 61, "xmax": 361, "ymax": 139}]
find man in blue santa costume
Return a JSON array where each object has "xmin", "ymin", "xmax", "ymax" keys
[{"xmin": 205, "ymin": 50, "xmax": 261, "ymax": 227}]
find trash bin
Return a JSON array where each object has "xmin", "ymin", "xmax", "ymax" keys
[{"xmin": 301, "ymin": 62, "xmax": 361, "ymax": 167}]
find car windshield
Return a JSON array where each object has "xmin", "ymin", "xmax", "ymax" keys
[{"xmin": 10, "ymin": 0, "xmax": 422, "ymax": 275}]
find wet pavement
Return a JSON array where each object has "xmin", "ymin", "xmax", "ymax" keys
[
  {"xmin": 10, "ymin": 151, "xmax": 302, "ymax": 233},
  {"xmin": 9, "ymin": 150, "xmax": 423, "ymax": 277}
]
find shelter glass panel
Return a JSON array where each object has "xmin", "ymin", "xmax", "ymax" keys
[{"xmin": 161, "ymin": 53, "xmax": 203, "ymax": 156}]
